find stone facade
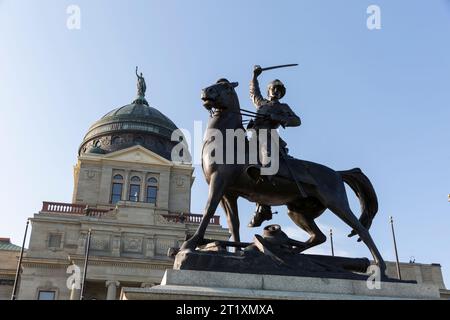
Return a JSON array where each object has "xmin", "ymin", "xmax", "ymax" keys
[
  {"xmin": 16, "ymin": 145, "xmax": 229, "ymax": 300},
  {"xmin": 385, "ymin": 261, "xmax": 449, "ymax": 299},
  {"xmin": 0, "ymin": 238, "xmax": 21, "ymax": 300},
  {"xmin": 385, "ymin": 261, "xmax": 446, "ymax": 289}
]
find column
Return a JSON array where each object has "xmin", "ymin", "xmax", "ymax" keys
[
  {"xmin": 145, "ymin": 237, "xmax": 155, "ymax": 258},
  {"xmin": 122, "ymin": 171, "xmax": 130, "ymax": 202},
  {"xmin": 111, "ymin": 233, "xmax": 121, "ymax": 257},
  {"xmin": 140, "ymin": 173, "xmax": 146, "ymax": 203},
  {"xmin": 105, "ymin": 280, "xmax": 120, "ymax": 300},
  {"xmin": 76, "ymin": 232, "xmax": 87, "ymax": 255}
]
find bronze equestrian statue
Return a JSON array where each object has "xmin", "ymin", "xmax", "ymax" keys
[{"xmin": 180, "ymin": 74, "xmax": 386, "ymax": 276}]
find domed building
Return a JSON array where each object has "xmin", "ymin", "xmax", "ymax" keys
[{"xmin": 16, "ymin": 71, "xmax": 229, "ymax": 300}]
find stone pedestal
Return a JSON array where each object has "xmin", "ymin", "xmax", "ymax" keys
[{"xmin": 120, "ymin": 269, "xmax": 440, "ymax": 300}]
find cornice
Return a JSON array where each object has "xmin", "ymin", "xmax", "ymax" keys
[
  {"xmin": 68, "ymin": 254, "xmax": 173, "ymax": 269},
  {"xmin": 21, "ymin": 255, "xmax": 173, "ymax": 270}
]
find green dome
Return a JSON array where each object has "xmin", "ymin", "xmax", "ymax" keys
[
  {"xmin": 79, "ymin": 102, "xmax": 183, "ymax": 160},
  {"xmin": 101, "ymin": 103, "xmax": 178, "ymax": 131},
  {"xmin": 89, "ymin": 102, "xmax": 178, "ymax": 139}
]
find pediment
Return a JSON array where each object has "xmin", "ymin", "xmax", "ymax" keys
[{"xmin": 103, "ymin": 145, "xmax": 173, "ymax": 166}]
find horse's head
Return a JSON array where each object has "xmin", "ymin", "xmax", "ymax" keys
[{"xmin": 201, "ymin": 78, "xmax": 239, "ymax": 112}]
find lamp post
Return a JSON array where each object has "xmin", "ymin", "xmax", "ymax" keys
[
  {"xmin": 11, "ymin": 219, "xmax": 30, "ymax": 300},
  {"xmin": 389, "ymin": 216, "xmax": 402, "ymax": 280},
  {"xmin": 329, "ymin": 229, "xmax": 335, "ymax": 257},
  {"xmin": 80, "ymin": 229, "xmax": 92, "ymax": 300}
]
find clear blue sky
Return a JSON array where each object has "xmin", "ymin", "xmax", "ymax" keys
[{"xmin": 1, "ymin": 0, "xmax": 449, "ymax": 285}]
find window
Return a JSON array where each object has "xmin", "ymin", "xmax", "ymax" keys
[
  {"xmin": 129, "ymin": 185, "xmax": 140, "ymax": 202},
  {"xmin": 111, "ymin": 183, "xmax": 123, "ymax": 204},
  {"xmin": 111, "ymin": 136, "xmax": 120, "ymax": 145},
  {"xmin": 129, "ymin": 176, "xmax": 141, "ymax": 202},
  {"xmin": 146, "ymin": 186, "xmax": 157, "ymax": 204},
  {"xmin": 146, "ymin": 177, "xmax": 158, "ymax": 204},
  {"xmin": 38, "ymin": 290, "xmax": 56, "ymax": 300},
  {"xmin": 48, "ymin": 234, "xmax": 62, "ymax": 248},
  {"xmin": 111, "ymin": 174, "xmax": 124, "ymax": 204},
  {"xmin": 134, "ymin": 136, "xmax": 144, "ymax": 145}
]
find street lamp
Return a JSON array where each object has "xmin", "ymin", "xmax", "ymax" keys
[
  {"xmin": 329, "ymin": 229, "xmax": 335, "ymax": 257},
  {"xmin": 389, "ymin": 216, "xmax": 402, "ymax": 280}
]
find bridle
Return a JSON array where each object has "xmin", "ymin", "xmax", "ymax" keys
[{"xmin": 209, "ymin": 107, "xmax": 268, "ymax": 125}]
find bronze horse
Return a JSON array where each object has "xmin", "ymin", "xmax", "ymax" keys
[{"xmin": 180, "ymin": 79, "xmax": 386, "ymax": 275}]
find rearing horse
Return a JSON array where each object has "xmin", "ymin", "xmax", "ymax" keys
[{"xmin": 180, "ymin": 79, "xmax": 386, "ymax": 275}]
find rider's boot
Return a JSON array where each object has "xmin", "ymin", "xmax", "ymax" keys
[{"xmin": 248, "ymin": 204, "xmax": 273, "ymax": 228}]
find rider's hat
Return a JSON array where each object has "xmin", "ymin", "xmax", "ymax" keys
[{"xmin": 267, "ymin": 79, "xmax": 286, "ymax": 98}]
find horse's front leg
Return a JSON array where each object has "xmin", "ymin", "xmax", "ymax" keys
[
  {"xmin": 221, "ymin": 193, "xmax": 240, "ymax": 243},
  {"xmin": 180, "ymin": 173, "xmax": 227, "ymax": 251}
]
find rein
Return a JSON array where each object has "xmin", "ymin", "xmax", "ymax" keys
[{"xmin": 210, "ymin": 107, "xmax": 268, "ymax": 125}]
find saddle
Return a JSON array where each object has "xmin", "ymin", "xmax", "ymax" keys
[{"xmin": 246, "ymin": 156, "xmax": 317, "ymax": 187}]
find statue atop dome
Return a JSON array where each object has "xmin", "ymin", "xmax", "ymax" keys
[
  {"xmin": 135, "ymin": 66, "xmax": 147, "ymax": 98},
  {"xmin": 133, "ymin": 66, "xmax": 149, "ymax": 106}
]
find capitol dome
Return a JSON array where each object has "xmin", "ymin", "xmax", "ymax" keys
[{"xmin": 79, "ymin": 71, "xmax": 187, "ymax": 161}]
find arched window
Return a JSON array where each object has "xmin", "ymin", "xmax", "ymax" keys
[
  {"xmin": 129, "ymin": 176, "xmax": 141, "ymax": 202},
  {"xmin": 147, "ymin": 177, "xmax": 158, "ymax": 184},
  {"xmin": 146, "ymin": 177, "xmax": 158, "ymax": 204},
  {"xmin": 111, "ymin": 136, "xmax": 120, "ymax": 145},
  {"xmin": 110, "ymin": 174, "xmax": 124, "ymax": 204},
  {"xmin": 134, "ymin": 136, "xmax": 144, "ymax": 145}
]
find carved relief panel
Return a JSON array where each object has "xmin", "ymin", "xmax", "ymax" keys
[
  {"xmin": 122, "ymin": 235, "xmax": 144, "ymax": 254},
  {"xmin": 90, "ymin": 234, "xmax": 111, "ymax": 251}
]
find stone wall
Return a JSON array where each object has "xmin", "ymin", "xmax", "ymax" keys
[
  {"xmin": 72, "ymin": 146, "xmax": 193, "ymax": 213},
  {"xmin": 0, "ymin": 248, "xmax": 20, "ymax": 300},
  {"xmin": 385, "ymin": 261, "xmax": 446, "ymax": 289}
]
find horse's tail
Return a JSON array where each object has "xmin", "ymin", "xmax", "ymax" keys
[{"xmin": 339, "ymin": 168, "xmax": 378, "ymax": 241}]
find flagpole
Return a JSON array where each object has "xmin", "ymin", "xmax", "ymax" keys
[
  {"xmin": 80, "ymin": 229, "xmax": 92, "ymax": 300},
  {"xmin": 11, "ymin": 219, "xmax": 30, "ymax": 300},
  {"xmin": 389, "ymin": 216, "xmax": 402, "ymax": 280}
]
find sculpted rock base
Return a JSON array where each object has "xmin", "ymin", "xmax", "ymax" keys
[{"xmin": 172, "ymin": 225, "xmax": 409, "ymax": 283}]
